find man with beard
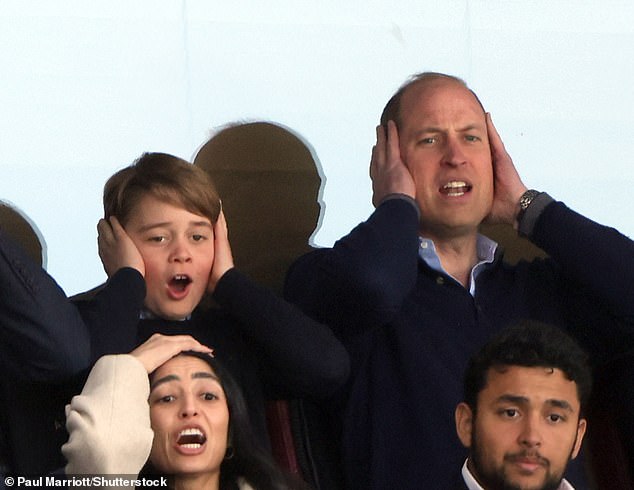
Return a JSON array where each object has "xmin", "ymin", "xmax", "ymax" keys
[{"xmin": 454, "ymin": 321, "xmax": 590, "ymax": 490}]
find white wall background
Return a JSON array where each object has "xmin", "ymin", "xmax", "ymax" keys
[{"xmin": 2, "ymin": 1, "xmax": 634, "ymax": 295}]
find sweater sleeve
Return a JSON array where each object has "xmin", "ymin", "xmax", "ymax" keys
[
  {"xmin": 530, "ymin": 200, "xmax": 634, "ymax": 318},
  {"xmin": 63, "ymin": 354, "xmax": 153, "ymax": 476},
  {"xmin": 0, "ymin": 230, "xmax": 90, "ymax": 381},
  {"xmin": 73, "ymin": 268, "xmax": 146, "ymax": 361},
  {"xmin": 285, "ymin": 198, "xmax": 420, "ymax": 338},
  {"xmin": 212, "ymin": 268, "xmax": 350, "ymax": 399}
]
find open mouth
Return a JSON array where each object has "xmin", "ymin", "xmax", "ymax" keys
[
  {"xmin": 169, "ymin": 274, "xmax": 192, "ymax": 293},
  {"xmin": 439, "ymin": 181, "xmax": 472, "ymax": 197},
  {"xmin": 177, "ymin": 427, "xmax": 207, "ymax": 449}
]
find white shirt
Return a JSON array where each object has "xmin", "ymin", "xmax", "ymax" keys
[{"xmin": 461, "ymin": 459, "xmax": 575, "ymax": 490}]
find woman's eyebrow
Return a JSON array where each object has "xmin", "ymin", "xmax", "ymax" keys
[
  {"xmin": 150, "ymin": 374, "xmax": 179, "ymax": 391},
  {"xmin": 192, "ymin": 372, "xmax": 220, "ymax": 381}
]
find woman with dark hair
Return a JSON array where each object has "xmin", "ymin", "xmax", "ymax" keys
[{"xmin": 63, "ymin": 334, "xmax": 305, "ymax": 490}]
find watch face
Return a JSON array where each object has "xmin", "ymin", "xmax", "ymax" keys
[{"xmin": 520, "ymin": 190, "xmax": 539, "ymax": 210}]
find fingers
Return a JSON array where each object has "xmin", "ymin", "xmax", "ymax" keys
[
  {"xmin": 97, "ymin": 216, "xmax": 145, "ymax": 277},
  {"xmin": 484, "ymin": 113, "xmax": 528, "ymax": 226},
  {"xmin": 131, "ymin": 333, "xmax": 214, "ymax": 373},
  {"xmin": 208, "ymin": 210, "xmax": 234, "ymax": 293},
  {"xmin": 370, "ymin": 120, "xmax": 416, "ymax": 206},
  {"xmin": 486, "ymin": 113, "xmax": 505, "ymax": 159},
  {"xmin": 108, "ymin": 216, "xmax": 127, "ymax": 239},
  {"xmin": 369, "ymin": 124, "xmax": 386, "ymax": 181},
  {"xmin": 97, "ymin": 217, "xmax": 126, "ymax": 248},
  {"xmin": 386, "ymin": 120, "xmax": 400, "ymax": 163},
  {"xmin": 97, "ymin": 218, "xmax": 113, "ymax": 245},
  {"xmin": 214, "ymin": 209, "xmax": 228, "ymax": 241}
]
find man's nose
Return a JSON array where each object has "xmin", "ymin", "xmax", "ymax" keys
[
  {"xmin": 442, "ymin": 137, "xmax": 467, "ymax": 167},
  {"xmin": 518, "ymin": 415, "xmax": 543, "ymax": 448}
]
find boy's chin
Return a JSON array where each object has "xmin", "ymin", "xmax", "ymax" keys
[{"xmin": 146, "ymin": 301, "xmax": 198, "ymax": 321}]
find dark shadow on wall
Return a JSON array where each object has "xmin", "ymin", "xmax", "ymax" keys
[
  {"xmin": 479, "ymin": 222, "xmax": 547, "ymax": 265},
  {"xmin": 0, "ymin": 201, "xmax": 46, "ymax": 267},
  {"xmin": 194, "ymin": 121, "xmax": 325, "ymax": 296}
]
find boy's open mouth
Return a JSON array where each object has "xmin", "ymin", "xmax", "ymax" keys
[{"xmin": 169, "ymin": 274, "xmax": 192, "ymax": 293}]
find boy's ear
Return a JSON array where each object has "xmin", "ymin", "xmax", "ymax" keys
[{"xmin": 455, "ymin": 402, "xmax": 474, "ymax": 449}]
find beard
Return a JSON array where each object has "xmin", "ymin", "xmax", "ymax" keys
[{"xmin": 468, "ymin": 427, "xmax": 572, "ymax": 490}]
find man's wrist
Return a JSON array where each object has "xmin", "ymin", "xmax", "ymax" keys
[
  {"xmin": 517, "ymin": 190, "xmax": 541, "ymax": 222},
  {"xmin": 517, "ymin": 191, "xmax": 555, "ymax": 237},
  {"xmin": 380, "ymin": 193, "xmax": 421, "ymax": 220}
]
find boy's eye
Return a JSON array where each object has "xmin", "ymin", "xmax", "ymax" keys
[
  {"xmin": 192, "ymin": 234, "xmax": 207, "ymax": 242},
  {"xmin": 201, "ymin": 392, "xmax": 218, "ymax": 401},
  {"xmin": 149, "ymin": 236, "xmax": 166, "ymax": 243}
]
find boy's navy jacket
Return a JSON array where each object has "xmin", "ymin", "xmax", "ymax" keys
[{"xmin": 1, "ymin": 239, "xmax": 348, "ymax": 473}]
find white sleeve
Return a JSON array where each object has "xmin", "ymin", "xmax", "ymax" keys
[{"xmin": 63, "ymin": 354, "xmax": 154, "ymax": 476}]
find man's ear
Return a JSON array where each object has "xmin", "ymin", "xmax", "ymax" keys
[
  {"xmin": 571, "ymin": 417, "xmax": 587, "ymax": 459},
  {"xmin": 455, "ymin": 402, "xmax": 474, "ymax": 448}
]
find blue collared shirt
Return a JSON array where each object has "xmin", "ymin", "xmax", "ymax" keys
[{"xmin": 418, "ymin": 234, "xmax": 497, "ymax": 296}]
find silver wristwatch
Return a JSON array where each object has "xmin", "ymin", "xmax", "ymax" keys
[{"xmin": 518, "ymin": 189, "xmax": 541, "ymax": 221}]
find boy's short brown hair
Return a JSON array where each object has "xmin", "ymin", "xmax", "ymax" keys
[{"xmin": 103, "ymin": 152, "xmax": 221, "ymax": 226}]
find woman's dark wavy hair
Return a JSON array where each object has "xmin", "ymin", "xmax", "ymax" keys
[
  {"xmin": 140, "ymin": 351, "xmax": 307, "ymax": 490},
  {"xmin": 463, "ymin": 320, "xmax": 592, "ymax": 417}
]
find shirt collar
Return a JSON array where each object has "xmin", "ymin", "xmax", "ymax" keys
[
  {"xmin": 461, "ymin": 460, "xmax": 575, "ymax": 490},
  {"xmin": 139, "ymin": 308, "xmax": 190, "ymax": 321},
  {"xmin": 418, "ymin": 234, "xmax": 497, "ymax": 295}
]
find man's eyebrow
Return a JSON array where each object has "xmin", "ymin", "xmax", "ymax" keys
[
  {"xmin": 545, "ymin": 399, "xmax": 574, "ymax": 412},
  {"xmin": 151, "ymin": 374, "xmax": 180, "ymax": 391},
  {"xmin": 494, "ymin": 394, "xmax": 575, "ymax": 413},
  {"xmin": 495, "ymin": 394, "xmax": 529, "ymax": 405},
  {"xmin": 411, "ymin": 123, "xmax": 484, "ymax": 136},
  {"xmin": 457, "ymin": 124, "xmax": 485, "ymax": 132},
  {"xmin": 412, "ymin": 127, "xmax": 443, "ymax": 135}
]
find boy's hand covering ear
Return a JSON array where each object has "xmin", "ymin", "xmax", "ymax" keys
[
  {"xmin": 97, "ymin": 216, "xmax": 145, "ymax": 277},
  {"xmin": 207, "ymin": 210, "xmax": 234, "ymax": 293}
]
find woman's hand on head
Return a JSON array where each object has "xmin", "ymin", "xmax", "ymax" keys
[
  {"xmin": 130, "ymin": 333, "xmax": 213, "ymax": 373},
  {"xmin": 97, "ymin": 216, "xmax": 145, "ymax": 277},
  {"xmin": 207, "ymin": 209, "xmax": 235, "ymax": 293}
]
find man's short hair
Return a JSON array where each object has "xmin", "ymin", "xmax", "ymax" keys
[
  {"xmin": 464, "ymin": 320, "xmax": 592, "ymax": 415},
  {"xmin": 103, "ymin": 152, "xmax": 221, "ymax": 226},
  {"xmin": 380, "ymin": 71, "xmax": 485, "ymax": 128}
]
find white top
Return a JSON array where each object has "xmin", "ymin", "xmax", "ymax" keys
[{"xmin": 461, "ymin": 459, "xmax": 575, "ymax": 490}]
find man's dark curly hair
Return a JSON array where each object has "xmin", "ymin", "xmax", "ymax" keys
[{"xmin": 464, "ymin": 320, "xmax": 592, "ymax": 416}]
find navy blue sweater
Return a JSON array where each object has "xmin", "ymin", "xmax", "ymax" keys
[
  {"xmin": 1, "ymin": 265, "xmax": 348, "ymax": 474},
  {"xmin": 285, "ymin": 198, "xmax": 634, "ymax": 490}
]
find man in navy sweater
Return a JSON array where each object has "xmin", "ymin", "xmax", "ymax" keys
[{"xmin": 285, "ymin": 72, "xmax": 634, "ymax": 489}]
